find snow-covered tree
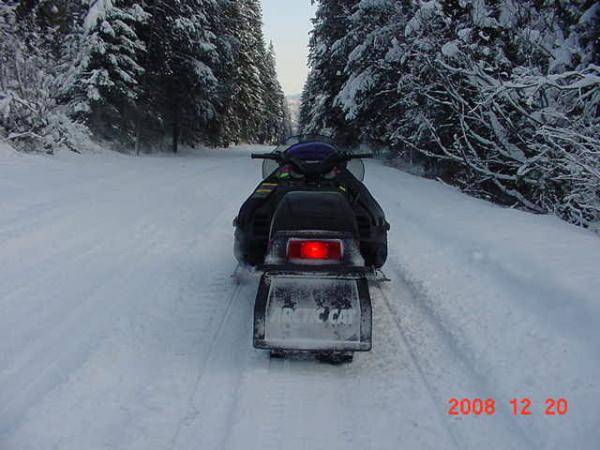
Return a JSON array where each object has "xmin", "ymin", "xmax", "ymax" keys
[
  {"xmin": 333, "ymin": 0, "xmax": 409, "ymax": 148},
  {"xmin": 300, "ymin": 0, "xmax": 600, "ymax": 231},
  {"xmin": 1, "ymin": 0, "xmax": 297, "ymax": 152},
  {"xmin": 1, "ymin": 0, "xmax": 91, "ymax": 153},
  {"xmin": 215, "ymin": 0, "xmax": 289, "ymax": 145},
  {"xmin": 299, "ymin": 0, "xmax": 359, "ymax": 144},
  {"xmin": 260, "ymin": 42, "xmax": 292, "ymax": 144},
  {"xmin": 141, "ymin": 0, "xmax": 220, "ymax": 152},
  {"xmin": 392, "ymin": 1, "xmax": 600, "ymax": 229},
  {"xmin": 69, "ymin": 0, "xmax": 148, "ymax": 143},
  {"xmin": 217, "ymin": 0, "xmax": 269, "ymax": 144},
  {"xmin": 16, "ymin": 0, "xmax": 86, "ymax": 59}
]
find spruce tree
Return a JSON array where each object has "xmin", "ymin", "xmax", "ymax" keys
[
  {"xmin": 260, "ymin": 42, "xmax": 291, "ymax": 144},
  {"xmin": 144, "ymin": 0, "xmax": 219, "ymax": 152},
  {"xmin": 300, "ymin": 0, "xmax": 599, "ymax": 229},
  {"xmin": 1, "ymin": 0, "xmax": 92, "ymax": 152},
  {"xmin": 299, "ymin": 0, "xmax": 359, "ymax": 144},
  {"xmin": 15, "ymin": 0, "xmax": 86, "ymax": 60},
  {"xmin": 71, "ymin": 0, "xmax": 149, "ymax": 143},
  {"xmin": 333, "ymin": 0, "xmax": 408, "ymax": 148},
  {"xmin": 2, "ymin": 0, "xmax": 306, "ymax": 151},
  {"xmin": 217, "ymin": 0, "xmax": 274, "ymax": 144}
]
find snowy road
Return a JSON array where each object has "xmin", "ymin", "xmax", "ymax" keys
[{"xmin": 1, "ymin": 145, "xmax": 598, "ymax": 450}]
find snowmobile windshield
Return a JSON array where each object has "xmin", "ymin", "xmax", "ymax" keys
[
  {"xmin": 274, "ymin": 134, "xmax": 336, "ymax": 153},
  {"xmin": 261, "ymin": 134, "xmax": 367, "ymax": 181},
  {"xmin": 285, "ymin": 142, "xmax": 335, "ymax": 161}
]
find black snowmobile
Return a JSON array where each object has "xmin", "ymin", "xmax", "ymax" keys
[{"xmin": 233, "ymin": 135, "xmax": 389, "ymax": 362}]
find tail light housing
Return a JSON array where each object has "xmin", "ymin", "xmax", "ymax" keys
[{"xmin": 287, "ymin": 239, "xmax": 343, "ymax": 261}]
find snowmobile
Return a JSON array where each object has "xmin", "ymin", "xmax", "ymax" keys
[{"xmin": 233, "ymin": 135, "xmax": 389, "ymax": 362}]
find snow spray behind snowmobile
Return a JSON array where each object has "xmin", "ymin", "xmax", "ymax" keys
[{"xmin": 233, "ymin": 135, "xmax": 389, "ymax": 362}]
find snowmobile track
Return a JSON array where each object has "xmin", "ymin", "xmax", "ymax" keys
[
  {"xmin": 373, "ymin": 284, "xmax": 462, "ymax": 450},
  {"xmin": 376, "ymin": 264, "xmax": 541, "ymax": 450},
  {"xmin": 166, "ymin": 279, "xmax": 243, "ymax": 450}
]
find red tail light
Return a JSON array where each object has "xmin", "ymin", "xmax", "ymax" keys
[{"xmin": 287, "ymin": 240, "xmax": 342, "ymax": 261}]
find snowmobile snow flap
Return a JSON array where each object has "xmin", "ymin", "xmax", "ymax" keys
[{"xmin": 253, "ymin": 268, "xmax": 372, "ymax": 352}]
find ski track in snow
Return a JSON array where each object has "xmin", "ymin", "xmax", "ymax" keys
[{"xmin": 0, "ymin": 145, "xmax": 598, "ymax": 449}]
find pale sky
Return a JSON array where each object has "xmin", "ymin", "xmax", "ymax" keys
[{"xmin": 261, "ymin": 0, "xmax": 317, "ymax": 96}]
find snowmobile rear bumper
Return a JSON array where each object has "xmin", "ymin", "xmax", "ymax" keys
[{"xmin": 253, "ymin": 268, "xmax": 372, "ymax": 352}]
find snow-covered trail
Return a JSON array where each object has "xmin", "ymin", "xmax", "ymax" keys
[{"xmin": 0, "ymin": 146, "xmax": 598, "ymax": 450}]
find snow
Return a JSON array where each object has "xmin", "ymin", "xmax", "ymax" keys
[
  {"xmin": 405, "ymin": 0, "xmax": 437, "ymax": 37},
  {"xmin": 469, "ymin": 0, "xmax": 498, "ymax": 29},
  {"xmin": 335, "ymin": 69, "xmax": 376, "ymax": 121},
  {"xmin": 580, "ymin": 4, "xmax": 600, "ymax": 24},
  {"xmin": 84, "ymin": 0, "xmax": 112, "ymax": 32},
  {"xmin": 457, "ymin": 27, "xmax": 472, "ymax": 42},
  {"xmin": 441, "ymin": 42, "xmax": 460, "ymax": 58},
  {"xmin": 0, "ymin": 145, "xmax": 598, "ymax": 449}
]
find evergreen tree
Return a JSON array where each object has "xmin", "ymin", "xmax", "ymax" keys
[
  {"xmin": 333, "ymin": 0, "xmax": 408, "ymax": 148},
  {"xmin": 201, "ymin": 0, "xmax": 238, "ymax": 146},
  {"xmin": 143, "ymin": 0, "xmax": 219, "ymax": 152},
  {"xmin": 71, "ymin": 0, "xmax": 149, "ymax": 143},
  {"xmin": 2, "ymin": 0, "xmax": 299, "ymax": 151},
  {"xmin": 218, "ymin": 0, "xmax": 268, "ymax": 144},
  {"xmin": 260, "ymin": 42, "xmax": 292, "ymax": 144},
  {"xmin": 16, "ymin": 0, "xmax": 86, "ymax": 60},
  {"xmin": 392, "ymin": 0, "xmax": 599, "ymax": 227},
  {"xmin": 300, "ymin": 0, "xmax": 599, "ymax": 230},
  {"xmin": 1, "ymin": 0, "xmax": 91, "ymax": 153},
  {"xmin": 299, "ymin": 0, "xmax": 359, "ymax": 144}
]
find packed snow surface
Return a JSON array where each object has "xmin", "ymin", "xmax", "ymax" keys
[{"xmin": 0, "ymin": 143, "xmax": 598, "ymax": 450}]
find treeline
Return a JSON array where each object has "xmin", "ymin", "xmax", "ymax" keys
[
  {"xmin": 0, "ymin": 0, "xmax": 291, "ymax": 153},
  {"xmin": 300, "ymin": 0, "xmax": 599, "ymax": 231}
]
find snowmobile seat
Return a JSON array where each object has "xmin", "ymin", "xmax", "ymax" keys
[{"xmin": 269, "ymin": 191, "xmax": 359, "ymax": 238}]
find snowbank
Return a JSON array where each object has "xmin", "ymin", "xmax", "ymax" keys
[{"xmin": 368, "ymin": 160, "xmax": 600, "ymax": 449}]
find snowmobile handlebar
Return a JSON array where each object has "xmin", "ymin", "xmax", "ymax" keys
[
  {"xmin": 251, "ymin": 152, "xmax": 281, "ymax": 160},
  {"xmin": 250, "ymin": 151, "xmax": 372, "ymax": 161}
]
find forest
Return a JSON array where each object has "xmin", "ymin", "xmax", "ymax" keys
[
  {"xmin": 1, "ymin": 0, "xmax": 598, "ymax": 231},
  {"xmin": 300, "ymin": 0, "xmax": 599, "ymax": 231},
  {"xmin": 0, "ymin": 0, "xmax": 291, "ymax": 153}
]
